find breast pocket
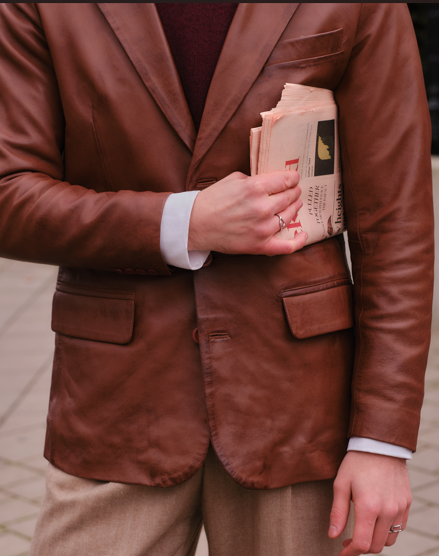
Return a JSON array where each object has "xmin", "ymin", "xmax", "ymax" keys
[
  {"xmin": 51, "ymin": 282, "xmax": 135, "ymax": 345},
  {"xmin": 266, "ymin": 28, "xmax": 343, "ymax": 67}
]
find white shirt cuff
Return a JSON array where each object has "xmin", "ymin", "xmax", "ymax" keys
[
  {"xmin": 160, "ymin": 191, "xmax": 211, "ymax": 270},
  {"xmin": 348, "ymin": 437, "xmax": 412, "ymax": 460}
]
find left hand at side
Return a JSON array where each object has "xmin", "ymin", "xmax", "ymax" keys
[{"xmin": 328, "ymin": 451, "xmax": 412, "ymax": 555}]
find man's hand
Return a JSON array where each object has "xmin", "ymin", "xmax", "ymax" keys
[
  {"xmin": 329, "ymin": 451, "xmax": 412, "ymax": 555},
  {"xmin": 188, "ymin": 171, "xmax": 307, "ymax": 256}
]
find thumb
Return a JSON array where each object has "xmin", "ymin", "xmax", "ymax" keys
[{"xmin": 329, "ymin": 478, "xmax": 351, "ymax": 539}]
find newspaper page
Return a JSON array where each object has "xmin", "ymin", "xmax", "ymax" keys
[{"xmin": 250, "ymin": 84, "xmax": 345, "ymax": 245}]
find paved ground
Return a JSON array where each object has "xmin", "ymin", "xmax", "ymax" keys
[{"xmin": 0, "ymin": 256, "xmax": 438, "ymax": 556}]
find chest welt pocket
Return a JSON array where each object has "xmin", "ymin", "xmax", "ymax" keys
[
  {"xmin": 266, "ymin": 28, "xmax": 343, "ymax": 67},
  {"xmin": 51, "ymin": 283, "xmax": 135, "ymax": 344},
  {"xmin": 282, "ymin": 279, "xmax": 353, "ymax": 339}
]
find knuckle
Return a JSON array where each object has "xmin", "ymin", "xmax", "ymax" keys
[
  {"xmin": 354, "ymin": 540, "xmax": 371, "ymax": 553},
  {"xmin": 242, "ymin": 179, "xmax": 256, "ymax": 198},
  {"xmin": 254, "ymin": 175, "xmax": 268, "ymax": 191},
  {"xmin": 369, "ymin": 545, "xmax": 383, "ymax": 554},
  {"xmin": 258, "ymin": 222, "xmax": 272, "ymax": 239},
  {"xmin": 364, "ymin": 502, "xmax": 381, "ymax": 517},
  {"xmin": 330, "ymin": 507, "xmax": 344, "ymax": 520},
  {"xmin": 290, "ymin": 185, "xmax": 301, "ymax": 200},
  {"xmin": 254, "ymin": 226, "xmax": 267, "ymax": 241},
  {"xmin": 383, "ymin": 503, "xmax": 399, "ymax": 519},
  {"xmin": 280, "ymin": 190, "xmax": 289, "ymax": 207},
  {"xmin": 260, "ymin": 203, "xmax": 272, "ymax": 219},
  {"xmin": 284, "ymin": 243, "xmax": 295, "ymax": 255},
  {"xmin": 231, "ymin": 171, "xmax": 246, "ymax": 179},
  {"xmin": 398, "ymin": 502, "xmax": 407, "ymax": 515}
]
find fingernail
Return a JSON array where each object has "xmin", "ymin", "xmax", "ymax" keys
[
  {"xmin": 329, "ymin": 525, "xmax": 338, "ymax": 537},
  {"xmin": 299, "ymin": 200, "xmax": 303, "ymax": 208},
  {"xmin": 305, "ymin": 233, "xmax": 308, "ymax": 241}
]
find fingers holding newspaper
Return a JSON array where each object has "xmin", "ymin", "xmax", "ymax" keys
[
  {"xmin": 188, "ymin": 170, "xmax": 308, "ymax": 256},
  {"xmin": 189, "ymin": 83, "xmax": 345, "ymax": 258}
]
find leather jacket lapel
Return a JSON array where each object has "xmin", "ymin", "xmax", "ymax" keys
[
  {"xmin": 187, "ymin": 3, "xmax": 300, "ymax": 183},
  {"xmin": 97, "ymin": 3, "xmax": 197, "ymax": 152}
]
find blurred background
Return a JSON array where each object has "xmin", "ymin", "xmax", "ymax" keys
[{"xmin": 0, "ymin": 5, "xmax": 438, "ymax": 556}]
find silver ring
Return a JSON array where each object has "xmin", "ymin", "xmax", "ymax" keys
[
  {"xmin": 275, "ymin": 214, "xmax": 287, "ymax": 232},
  {"xmin": 389, "ymin": 524, "xmax": 403, "ymax": 534}
]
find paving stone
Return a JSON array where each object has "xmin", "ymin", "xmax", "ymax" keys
[
  {"xmin": 419, "ymin": 428, "xmax": 439, "ymax": 448},
  {"xmin": 0, "ymin": 532, "xmax": 31, "ymax": 556},
  {"xmin": 410, "ymin": 448, "xmax": 439, "ymax": 473},
  {"xmin": 409, "ymin": 497, "xmax": 431, "ymax": 513},
  {"xmin": 420, "ymin": 402, "xmax": 439, "ymax": 425},
  {"xmin": 409, "ymin": 468, "xmax": 439, "ymax": 491},
  {"xmin": 196, "ymin": 528, "xmax": 208, "ymax": 556},
  {"xmin": 19, "ymin": 455, "xmax": 47, "ymax": 474},
  {"xmin": 380, "ymin": 528, "xmax": 439, "ymax": 556},
  {"xmin": 8, "ymin": 515, "xmax": 39, "ymax": 539},
  {"xmin": 0, "ymin": 430, "xmax": 46, "ymax": 462},
  {"xmin": 0, "ymin": 464, "xmax": 40, "ymax": 489},
  {"xmin": 0, "ymin": 499, "xmax": 39, "ymax": 525},
  {"xmin": 414, "ymin": 481, "xmax": 439, "ymax": 506},
  {"xmin": 406, "ymin": 505, "xmax": 439, "ymax": 538},
  {"xmin": 0, "ymin": 424, "xmax": 46, "ymax": 441},
  {"xmin": 3, "ymin": 477, "xmax": 46, "ymax": 503}
]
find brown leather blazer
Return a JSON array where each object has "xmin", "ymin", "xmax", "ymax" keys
[{"xmin": 0, "ymin": 3, "xmax": 433, "ymax": 489}]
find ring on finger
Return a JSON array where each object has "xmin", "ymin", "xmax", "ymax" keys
[
  {"xmin": 275, "ymin": 214, "xmax": 287, "ymax": 232},
  {"xmin": 389, "ymin": 524, "xmax": 403, "ymax": 534}
]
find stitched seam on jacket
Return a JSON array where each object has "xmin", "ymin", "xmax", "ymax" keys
[
  {"xmin": 347, "ymin": 1, "xmax": 366, "ymax": 435},
  {"xmin": 56, "ymin": 282, "xmax": 135, "ymax": 300},
  {"xmin": 267, "ymin": 50, "xmax": 343, "ymax": 69},
  {"xmin": 265, "ymin": 29, "xmax": 344, "ymax": 67},
  {"xmin": 90, "ymin": 102, "xmax": 113, "ymax": 191},
  {"xmin": 339, "ymin": 129, "xmax": 365, "ymax": 437},
  {"xmin": 332, "ymin": 2, "xmax": 365, "ymax": 436},
  {"xmin": 281, "ymin": 278, "xmax": 352, "ymax": 297}
]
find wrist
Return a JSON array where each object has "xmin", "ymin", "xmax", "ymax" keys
[{"xmin": 188, "ymin": 192, "xmax": 208, "ymax": 251}]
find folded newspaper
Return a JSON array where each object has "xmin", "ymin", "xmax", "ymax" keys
[{"xmin": 250, "ymin": 83, "xmax": 345, "ymax": 245}]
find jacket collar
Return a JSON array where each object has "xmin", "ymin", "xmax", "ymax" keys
[
  {"xmin": 97, "ymin": 3, "xmax": 300, "ymax": 166},
  {"xmin": 97, "ymin": 2, "xmax": 197, "ymax": 151},
  {"xmin": 189, "ymin": 3, "xmax": 300, "ymax": 180}
]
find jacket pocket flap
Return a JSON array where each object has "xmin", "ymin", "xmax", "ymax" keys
[
  {"xmin": 52, "ymin": 284, "xmax": 135, "ymax": 344},
  {"xmin": 266, "ymin": 28, "xmax": 343, "ymax": 66},
  {"xmin": 282, "ymin": 282, "xmax": 353, "ymax": 339}
]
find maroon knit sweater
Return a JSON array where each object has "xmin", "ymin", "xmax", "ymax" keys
[{"xmin": 156, "ymin": 3, "xmax": 238, "ymax": 130}]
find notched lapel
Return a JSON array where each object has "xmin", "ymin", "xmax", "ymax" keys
[
  {"xmin": 97, "ymin": 3, "xmax": 196, "ymax": 152},
  {"xmin": 188, "ymin": 3, "xmax": 300, "ymax": 182}
]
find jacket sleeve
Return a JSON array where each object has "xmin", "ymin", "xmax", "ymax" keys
[
  {"xmin": 0, "ymin": 3, "xmax": 171, "ymax": 275},
  {"xmin": 335, "ymin": 3, "xmax": 434, "ymax": 451}
]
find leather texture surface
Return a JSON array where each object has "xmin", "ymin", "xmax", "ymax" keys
[
  {"xmin": 0, "ymin": 3, "xmax": 434, "ymax": 489},
  {"xmin": 52, "ymin": 284, "xmax": 135, "ymax": 345},
  {"xmin": 282, "ymin": 281, "xmax": 353, "ymax": 339}
]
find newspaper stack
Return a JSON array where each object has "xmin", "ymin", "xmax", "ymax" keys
[{"xmin": 250, "ymin": 83, "xmax": 345, "ymax": 245}]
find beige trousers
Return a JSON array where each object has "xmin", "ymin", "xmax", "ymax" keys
[{"xmin": 30, "ymin": 447, "xmax": 353, "ymax": 556}]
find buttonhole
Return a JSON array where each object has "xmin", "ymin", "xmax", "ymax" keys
[{"xmin": 209, "ymin": 332, "xmax": 230, "ymax": 341}]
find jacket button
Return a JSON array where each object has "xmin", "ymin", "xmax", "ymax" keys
[
  {"xmin": 147, "ymin": 269, "xmax": 159, "ymax": 275},
  {"xmin": 136, "ymin": 269, "xmax": 147, "ymax": 275},
  {"xmin": 124, "ymin": 268, "xmax": 136, "ymax": 274},
  {"xmin": 203, "ymin": 253, "xmax": 213, "ymax": 267},
  {"xmin": 192, "ymin": 328, "xmax": 199, "ymax": 344}
]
